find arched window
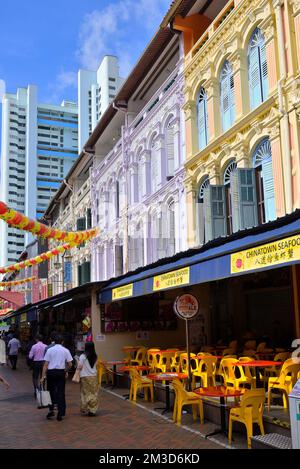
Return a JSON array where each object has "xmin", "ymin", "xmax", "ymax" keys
[
  {"xmin": 248, "ymin": 28, "xmax": 268, "ymax": 110},
  {"xmin": 220, "ymin": 61, "xmax": 235, "ymax": 132},
  {"xmin": 197, "ymin": 87, "xmax": 209, "ymax": 150},
  {"xmin": 151, "ymin": 140, "xmax": 159, "ymax": 193},
  {"xmin": 198, "ymin": 176, "xmax": 209, "ymax": 245},
  {"xmin": 253, "ymin": 138, "xmax": 275, "ymax": 222},
  {"xmin": 223, "ymin": 160, "xmax": 237, "ymax": 235},
  {"xmin": 166, "ymin": 121, "xmax": 175, "ymax": 179},
  {"xmin": 198, "ymin": 177, "xmax": 210, "ymax": 203}
]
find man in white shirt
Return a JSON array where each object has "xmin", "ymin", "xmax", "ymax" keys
[
  {"xmin": 41, "ymin": 334, "xmax": 73, "ymax": 421},
  {"xmin": 7, "ymin": 334, "xmax": 21, "ymax": 370}
]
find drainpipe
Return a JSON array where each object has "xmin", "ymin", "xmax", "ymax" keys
[{"xmin": 274, "ymin": 0, "xmax": 293, "ymax": 213}]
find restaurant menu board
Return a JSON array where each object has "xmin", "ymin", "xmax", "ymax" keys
[{"xmin": 101, "ymin": 298, "xmax": 177, "ymax": 333}]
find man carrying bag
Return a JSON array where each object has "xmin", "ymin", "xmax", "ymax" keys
[
  {"xmin": 36, "ymin": 381, "xmax": 52, "ymax": 408},
  {"xmin": 40, "ymin": 334, "xmax": 73, "ymax": 422}
]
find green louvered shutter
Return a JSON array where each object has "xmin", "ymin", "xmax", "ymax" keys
[
  {"xmin": 230, "ymin": 168, "xmax": 258, "ymax": 232},
  {"xmin": 204, "ymin": 185, "xmax": 226, "ymax": 241}
]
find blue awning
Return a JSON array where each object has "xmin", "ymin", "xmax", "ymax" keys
[{"xmin": 98, "ymin": 212, "xmax": 300, "ymax": 303}]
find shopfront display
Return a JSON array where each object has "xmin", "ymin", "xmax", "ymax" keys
[{"xmin": 101, "ymin": 295, "xmax": 177, "ymax": 334}]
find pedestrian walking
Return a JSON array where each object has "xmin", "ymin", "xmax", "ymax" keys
[
  {"xmin": 7, "ymin": 333, "xmax": 21, "ymax": 370},
  {"xmin": 40, "ymin": 334, "xmax": 73, "ymax": 421},
  {"xmin": 0, "ymin": 336, "xmax": 6, "ymax": 365},
  {"xmin": 29, "ymin": 334, "xmax": 47, "ymax": 395},
  {"xmin": 77, "ymin": 342, "xmax": 99, "ymax": 417}
]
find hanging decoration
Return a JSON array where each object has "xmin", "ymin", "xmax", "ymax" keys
[
  {"xmin": 0, "ymin": 201, "xmax": 98, "ymax": 242},
  {"xmin": 0, "ymin": 242, "xmax": 76, "ymax": 274},
  {"xmin": 0, "ymin": 276, "xmax": 37, "ymax": 287}
]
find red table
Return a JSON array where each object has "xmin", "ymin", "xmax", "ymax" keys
[
  {"xmin": 148, "ymin": 372, "xmax": 187, "ymax": 414},
  {"xmin": 104, "ymin": 360, "xmax": 128, "ymax": 387},
  {"xmin": 241, "ymin": 360, "xmax": 283, "ymax": 387},
  {"xmin": 193, "ymin": 386, "xmax": 244, "ymax": 437}
]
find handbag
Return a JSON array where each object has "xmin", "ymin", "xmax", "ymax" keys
[
  {"xmin": 72, "ymin": 367, "xmax": 81, "ymax": 383},
  {"xmin": 36, "ymin": 383, "xmax": 52, "ymax": 408}
]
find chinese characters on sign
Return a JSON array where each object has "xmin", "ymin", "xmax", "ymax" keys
[
  {"xmin": 153, "ymin": 267, "xmax": 190, "ymax": 292},
  {"xmin": 231, "ymin": 234, "xmax": 300, "ymax": 274},
  {"xmin": 112, "ymin": 283, "xmax": 133, "ymax": 301},
  {"xmin": 173, "ymin": 294, "xmax": 199, "ymax": 320}
]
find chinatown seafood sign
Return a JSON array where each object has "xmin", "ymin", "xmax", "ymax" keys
[{"xmin": 173, "ymin": 294, "xmax": 199, "ymax": 320}]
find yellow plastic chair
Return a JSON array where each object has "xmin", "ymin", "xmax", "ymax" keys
[
  {"xmin": 263, "ymin": 352, "xmax": 291, "ymax": 383},
  {"xmin": 180, "ymin": 353, "xmax": 198, "ymax": 375},
  {"xmin": 129, "ymin": 368, "xmax": 154, "ymax": 402},
  {"xmin": 130, "ymin": 347, "xmax": 147, "ymax": 366},
  {"xmin": 192, "ymin": 356, "xmax": 217, "ymax": 389},
  {"xmin": 172, "ymin": 379, "xmax": 204, "ymax": 426},
  {"xmin": 146, "ymin": 348, "xmax": 161, "ymax": 372},
  {"xmin": 155, "ymin": 351, "xmax": 175, "ymax": 373},
  {"xmin": 123, "ymin": 346, "xmax": 136, "ymax": 363},
  {"xmin": 222, "ymin": 358, "xmax": 254, "ymax": 389},
  {"xmin": 170, "ymin": 351, "xmax": 184, "ymax": 372},
  {"xmin": 97, "ymin": 360, "xmax": 112, "ymax": 386},
  {"xmin": 238, "ymin": 357, "xmax": 257, "ymax": 389},
  {"xmin": 267, "ymin": 358, "xmax": 300, "ymax": 410},
  {"xmin": 216, "ymin": 356, "xmax": 237, "ymax": 384},
  {"xmin": 228, "ymin": 389, "xmax": 265, "ymax": 449}
]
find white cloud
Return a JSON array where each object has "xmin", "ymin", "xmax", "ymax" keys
[
  {"xmin": 47, "ymin": 71, "xmax": 77, "ymax": 104},
  {"xmin": 76, "ymin": 0, "xmax": 170, "ymax": 76}
]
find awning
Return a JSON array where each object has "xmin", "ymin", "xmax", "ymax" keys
[
  {"xmin": 98, "ymin": 210, "xmax": 300, "ymax": 303},
  {"xmin": 5, "ymin": 282, "xmax": 104, "ymax": 321}
]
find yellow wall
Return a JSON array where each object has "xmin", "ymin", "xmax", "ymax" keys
[{"xmin": 182, "ymin": 0, "xmax": 300, "ymax": 247}]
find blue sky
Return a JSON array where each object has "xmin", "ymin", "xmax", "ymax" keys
[{"xmin": 0, "ymin": 0, "xmax": 170, "ymax": 105}]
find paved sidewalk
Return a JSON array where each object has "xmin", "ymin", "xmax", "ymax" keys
[{"xmin": 0, "ymin": 360, "xmax": 220, "ymax": 449}]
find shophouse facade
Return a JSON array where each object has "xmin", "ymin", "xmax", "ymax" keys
[
  {"xmin": 43, "ymin": 153, "xmax": 93, "ymax": 296},
  {"xmin": 174, "ymin": 0, "xmax": 300, "ymax": 247}
]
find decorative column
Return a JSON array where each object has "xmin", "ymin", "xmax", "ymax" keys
[
  {"xmin": 269, "ymin": 119, "xmax": 286, "ymax": 217},
  {"xmin": 140, "ymin": 150, "xmax": 151, "ymax": 198},
  {"xmin": 129, "ymin": 163, "xmax": 138, "ymax": 204},
  {"xmin": 185, "ymin": 178, "xmax": 197, "ymax": 248},
  {"xmin": 172, "ymin": 117, "xmax": 181, "ymax": 170},
  {"xmin": 156, "ymin": 134, "xmax": 166, "ymax": 188},
  {"xmin": 263, "ymin": 14, "xmax": 279, "ymax": 93},
  {"xmin": 102, "ymin": 191, "xmax": 109, "ymax": 230},
  {"xmin": 203, "ymin": 77, "xmax": 220, "ymax": 143},
  {"xmin": 231, "ymin": 49, "xmax": 250, "ymax": 119},
  {"xmin": 183, "ymin": 99, "xmax": 198, "ymax": 159},
  {"xmin": 293, "ymin": 0, "xmax": 300, "ymax": 69}
]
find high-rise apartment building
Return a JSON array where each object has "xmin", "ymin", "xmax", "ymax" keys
[
  {"xmin": 78, "ymin": 55, "xmax": 124, "ymax": 151},
  {"xmin": 0, "ymin": 85, "xmax": 78, "ymax": 265}
]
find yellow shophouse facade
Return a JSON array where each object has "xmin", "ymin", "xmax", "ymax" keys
[{"xmin": 173, "ymin": 0, "xmax": 300, "ymax": 247}]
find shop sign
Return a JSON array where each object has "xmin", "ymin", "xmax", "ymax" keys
[
  {"xmin": 231, "ymin": 234, "xmax": 300, "ymax": 274},
  {"xmin": 173, "ymin": 294, "xmax": 199, "ymax": 320},
  {"xmin": 112, "ymin": 283, "xmax": 133, "ymax": 301},
  {"xmin": 20, "ymin": 313, "xmax": 27, "ymax": 323},
  {"xmin": 153, "ymin": 267, "xmax": 190, "ymax": 292}
]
